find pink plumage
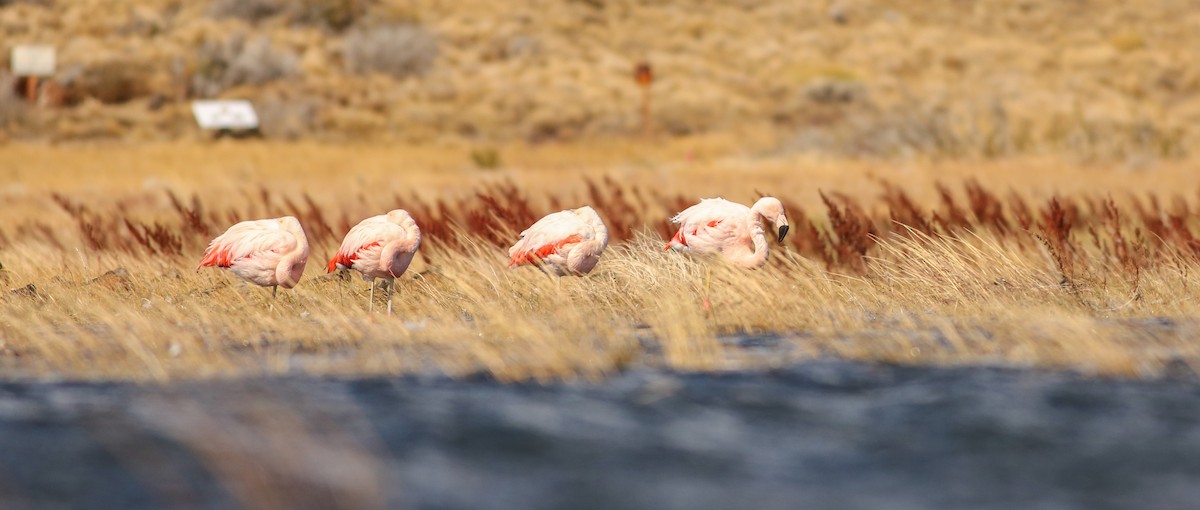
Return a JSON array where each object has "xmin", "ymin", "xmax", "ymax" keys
[
  {"xmin": 666, "ymin": 197, "xmax": 790, "ymax": 269},
  {"xmin": 328, "ymin": 209, "xmax": 421, "ymax": 315},
  {"xmin": 197, "ymin": 215, "xmax": 310, "ymax": 289},
  {"xmin": 329, "ymin": 210, "xmax": 421, "ymax": 279},
  {"xmin": 508, "ymin": 206, "xmax": 609, "ymax": 276}
]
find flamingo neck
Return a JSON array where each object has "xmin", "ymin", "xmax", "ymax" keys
[
  {"xmin": 748, "ymin": 220, "xmax": 770, "ymax": 266},
  {"xmin": 275, "ymin": 230, "xmax": 310, "ymax": 288},
  {"xmin": 379, "ymin": 223, "xmax": 421, "ymax": 277},
  {"xmin": 749, "ymin": 199, "xmax": 772, "ymax": 220},
  {"xmin": 594, "ymin": 222, "xmax": 610, "ymax": 248},
  {"xmin": 727, "ymin": 215, "xmax": 768, "ymax": 269}
]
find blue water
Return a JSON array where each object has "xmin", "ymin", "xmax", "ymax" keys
[{"xmin": 0, "ymin": 362, "xmax": 1198, "ymax": 510}]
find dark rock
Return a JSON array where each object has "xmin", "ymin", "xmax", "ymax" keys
[
  {"xmin": 89, "ymin": 268, "xmax": 132, "ymax": 292},
  {"xmin": 7, "ymin": 283, "xmax": 41, "ymax": 301}
]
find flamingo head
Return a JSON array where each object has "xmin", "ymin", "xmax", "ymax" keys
[
  {"xmin": 572, "ymin": 206, "xmax": 605, "ymax": 228},
  {"xmin": 572, "ymin": 205, "xmax": 599, "ymax": 218},
  {"xmin": 278, "ymin": 216, "xmax": 303, "ymax": 233},
  {"xmin": 277, "ymin": 215, "xmax": 310, "ymax": 248},
  {"xmin": 386, "ymin": 209, "xmax": 413, "ymax": 224},
  {"xmin": 752, "ymin": 197, "xmax": 789, "ymax": 244}
]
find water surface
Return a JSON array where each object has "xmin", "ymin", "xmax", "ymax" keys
[{"xmin": 0, "ymin": 362, "xmax": 1198, "ymax": 510}]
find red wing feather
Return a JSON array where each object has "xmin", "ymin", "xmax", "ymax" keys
[
  {"xmin": 664, "ymin": 221, "xmax": 720, "ymax": 251},
  {"xmin": 664, "ymin": 228, "xmax": 688, "ymax": 251},
  {"xmin": 198, "ymin": 245, "xmax": 234, "ymax": 268},
  {"xmin": 328, "ymin": 240, "xmax": 381, "ymax": 273},
  {"xmin": 510, "ymin": 234, "xmax": 583, "ymax": 267}
]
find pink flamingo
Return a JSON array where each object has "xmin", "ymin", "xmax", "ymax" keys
[
  {"xmin": 508, "ymin": 206, "xmax": 609, "ymax": 276},
  {"xmin": 666, "ymin": 197, "xmax": 790, "ymax": 308},
  {"xmin": 328, "ymin": 209, "xmax": 421, "ymax": 315},
  {"xmin": 665, "ymin": 197, "xmax": 790, "ymax": 268},
  {"xmin": 197, "ymin": 216, "xmax": 310, "ymax": 307}
]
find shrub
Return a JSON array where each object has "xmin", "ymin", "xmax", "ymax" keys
[
  {"xmin": 470, "ymin": 148, "xmax": 501, "ymax": 169},
  {"xmin": 804, "ymin": 78, "xmax": 865, "ymax": 105},
  {"xmin": 0, "ymin": 0, "xmax": 53, "ymax": 6},
  {"xmin": 291, "ymin": 0, "xmax": 367, "ymax": 32},
  {"xmin": 208, "ymin": 0, "xmax": 367, "ymax": 31},
  {"xmin": 206, "ymin": 0, "xmax": 285, "ymax": 23},
  {"xmin": 76, "ymin": 60, "xmax": 152, "ymax": 104},
  {"xmin": 256, "ymin": 96, "xmax": 319, "ymax": 139},
  {"xmin": 190, "ymin": 35, "xmax": 299, "ymax": 98},
  {"xmin": 342, "ymin": 24, "xmax": 438, "ymax": 79},
  {"xmin": 0, "ymin": 72, "xmax": 28, "ymax": 126}
]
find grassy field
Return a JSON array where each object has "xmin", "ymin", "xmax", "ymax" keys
[
  {"xmin": 3, "ymin": 140, "xmax": 1200, "ymax": 381},
  {"xmin": 4, "ymin": 0, "xmax": 1200, "ymax": 381}
]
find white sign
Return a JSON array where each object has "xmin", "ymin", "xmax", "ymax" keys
[
  {"xmin": 10, "ymin": 45, "xmax": 56, "ymax": 76},
  {"xmin": 191, "ymin": 100, "xmax": 259, "ymax": 130}
]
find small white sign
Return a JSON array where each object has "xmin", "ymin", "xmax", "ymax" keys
[
  {"xmin": 191, "ymin": 100, "xmax": 259, "ymax": 130},
  {"xmin": 10, "ymin": 45, "xmax": 56, "ymax": 76}
]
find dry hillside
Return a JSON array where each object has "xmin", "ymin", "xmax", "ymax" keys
[{"xmin": 0, "ymin": 0, "xmax": 1197, "ymax": 160}]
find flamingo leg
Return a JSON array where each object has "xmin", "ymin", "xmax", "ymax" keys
[
  {"xmin": 703, "ymin": 265, "xmax": 712, "ymax": 312},
  {"xmin": 368, "ymin": 278, "xmax": 375, "ymax": 315},
  {"xmin": 387, "ymin": 279, "xmax": 395, "ymax": 316},
  {"xmin": 270, "ymin": 285, "xmax": 278, "ymax": 312},
  {"xmin": 339, "ymin": 270, "xmax": 347, "ymax": 302}
]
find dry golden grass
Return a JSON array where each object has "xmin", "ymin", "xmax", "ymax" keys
[{"xmin": 4, "ymin": 141, "xmax": 1200, "ymax": 382}]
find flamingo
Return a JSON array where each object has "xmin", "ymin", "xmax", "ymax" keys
[
  {"xmin": 666, "ymin": 197, "xmax": 790, "ymax": 308},
  {"xmin": 197, "ymin": 216, "xmax": 310, "ymax": 308},
  {"xmin": 508, "ymin": 206, "xmax": 609, "ymax": 276},
  {"xmin": 665, "ymin": 197, "xmax": 790, "ymax": 268},
  {"xmin": 327, "ymin": 209, "xmax": 421, "ymax": 315}
]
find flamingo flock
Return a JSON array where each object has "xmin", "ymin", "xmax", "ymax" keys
[{"xmin": 198, "ymin": 197, "xmax": 790, "ymax": 314}]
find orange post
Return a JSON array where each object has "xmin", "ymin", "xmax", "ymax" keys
[
  {"xmin": 633, "ymin": 61, "xmax": 654, "ymax": 136},
  {"xmin": 24, "ymin": 76, "xmax": 39, "ymax": 104}
]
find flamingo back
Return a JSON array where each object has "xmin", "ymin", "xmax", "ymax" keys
[
  {"xmin": 329, "ymin": 210, "xmax": 421, "ymax": 280},
  {"xmin": 667, "ymin": 198, "xmax": 752, "ymax": 255},
  {"xmin": 198, "ymin": 217, "xmax": 307, "ymax": 287},
  {"xmin": 508, "ymin": 208, "xmax": 606, "ymax": 273}
]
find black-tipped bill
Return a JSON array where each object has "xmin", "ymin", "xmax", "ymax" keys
[{"xmin": 777, "ymin": 224, "xmax": 790, "ymax": 244}]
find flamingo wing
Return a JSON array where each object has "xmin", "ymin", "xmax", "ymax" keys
[
  {"xmin": 508, "ymin": 211, "xmax": 591, "ymax": 267},
  {"xmin": 328, "ymin": 217, "xmax": 406, "ymax": 272},
  {"xmin": 667, "ymin": 198, "xmax": 749, "ymax": 251},
  {"xmin": 198, "ymin": 219, "xmax": 298, "ymax": 269}
]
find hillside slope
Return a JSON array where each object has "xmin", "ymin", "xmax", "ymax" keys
[{"xmin": 1, "ymin": 0, "xmax": 1198, "ymax": 159}]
